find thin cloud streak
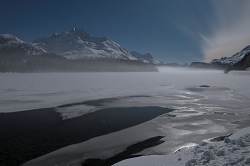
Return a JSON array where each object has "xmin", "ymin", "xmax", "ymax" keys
[{"xmin": 201, "ymin": 0, "xmax": 250, "ymax": 62}]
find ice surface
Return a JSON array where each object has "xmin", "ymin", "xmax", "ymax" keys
[
  {"xmin": 2, "ymin": 67, "xmax": 250, "ymax": 166},
  {"xmin": 1, "ymin": 67, "xmax": 250, "ymax": 114}
]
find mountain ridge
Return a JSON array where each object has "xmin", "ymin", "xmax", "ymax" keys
[
  {"xmin": 33, "ymin": 28, "xmax": 137, "ymax": 60},
  {"xmin": 0, "ymin": 34, "xmax": 64, "ymax": 63},
  {"xmin": 211, "ymin": 45, "xmax": 250, "ymax": 65},
  {"xmin": 0, "ymin": 34, "xmax": 158, "ymax": 72},
  {"xmin": 130, "ymin": 51, "xmax": 162, "ymax": 65},
  {"xmin": 0, "ymin": 34, "xmax": 47, "ymax": 56},
  {"xmin": 190, "ymin": 45, "xmax": 250, "ymax": 71}
]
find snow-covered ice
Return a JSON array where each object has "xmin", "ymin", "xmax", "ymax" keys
[
  {"xmin": 1, "ymin": 67, "xmax": 250, "ymax": 166},
  {"xmin": 113, "ymin": 127, "xmax": 250, "ymax": 166}
]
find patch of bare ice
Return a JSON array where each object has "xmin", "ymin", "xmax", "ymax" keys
[{"xmin": 56, "ymin": 105, "xmax": 96, "ymax": 120}]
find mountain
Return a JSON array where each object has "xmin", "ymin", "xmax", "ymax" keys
[
  {"xmin": 33, "ymin": 28, "xmax": 137, "ymax": 60},
  {"xmin": 243, "ymin": 53, "xmax": 250, "ymax": 69},
  {"xmin": 164, "ymin": 63, "xmax": 189, "ymax": 67},
  {"xmin": 0, "ymin": 34, "xmax": 158, "ymax": 72},
  {"xmin": 210, "ymin": 45, "xmax": 250, "ymax": 73},
  {"xmin": 0, "ymin": 34, "xmax": 63, "ymax": 62},
  {"xmin": 190, "ymin": 45, "xmax": 250, "ymax": 71},
  {"xmin": 211, "ymin": 45, "xmax": 250, "ymax": 65},
  {"xmin": 190, "ymin": 62, "xmax": 226, "ymax": 70},
  {"xmin": 224, "ymin": 52, "xmax": 250, "ymax": 73},
  {"xmin": 0, "ymin": 34, "xmax": 45, "ymax": 56},
  {"xmin": 0, "ymin": 34, "xmax": 70, "ymax": 72},
  {"xmin": 130, "ymin": 51, "xmax": 162, "ymax": 65}
]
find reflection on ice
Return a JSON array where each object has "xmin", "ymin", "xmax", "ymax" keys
[{"xmin": 174, "ymin": 143, "xmax": 198, "ymax": 153}]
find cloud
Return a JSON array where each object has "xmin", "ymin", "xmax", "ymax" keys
[{"xmin": 201, "ymin": 0, "xmax": 250, "ymax": 62}]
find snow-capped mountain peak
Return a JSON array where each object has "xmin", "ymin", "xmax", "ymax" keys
[
  {"xmin": 241, "ymin": 45, "xmax": 250, "ymax": 52},
  {"xmin": 33, "ymin": 28, "xmax": 136, "ymax": 60},
  {"xmin": 69, "ymin": 27, "xmax": 91, "ymax": 35},
  {"xmin": 211, "ymin": 45, "xmax": 250, "ymax": 64},
  {"xmin": 0, "ymin": 34, "xmax": 24, "ymax": 46}
]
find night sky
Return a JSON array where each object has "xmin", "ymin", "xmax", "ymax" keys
[{"xmin": 1, "ymin": 0, "xmax": 250, "ymax": 64}]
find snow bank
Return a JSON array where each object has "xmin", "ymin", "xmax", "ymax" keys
[{"xmin": 113, "ymin": 127, "xmax": 250, "ymax": 166}]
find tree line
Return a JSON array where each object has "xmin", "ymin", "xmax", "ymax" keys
[{"xmin": 0, "ymin": 57, "xmax": 158, "ymax": 73}]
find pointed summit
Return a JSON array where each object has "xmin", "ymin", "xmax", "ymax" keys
[
  {"xmin": 69, "ymin": 28, "xmax": 91, "ymax": 36},
  {"xmin": 0, "ymin": 34, "xmax": 24, "ymax": 45},
  {"xmin": 70, "ymin": 27, "xmax": 87, "ymax": 32},
  {"xmin": 70, "ymin": 28, "xmax": 76, "ymax": 32}
]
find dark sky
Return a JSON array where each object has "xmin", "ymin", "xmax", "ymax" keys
[{"xmin": 1, "ymin": 0, "xmax": 250, "ymax": 64}]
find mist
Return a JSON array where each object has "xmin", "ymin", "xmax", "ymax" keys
[{"xmin": 201, "ymin": 0, "xmax": 250, "ymax": 62}]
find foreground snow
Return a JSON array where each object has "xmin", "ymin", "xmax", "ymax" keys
[{"xmin": 113, "ymin": 127, "xmax": 250, "ymax": 166}]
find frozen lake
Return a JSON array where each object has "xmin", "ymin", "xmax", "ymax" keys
[{"xmin": 1, "ymin": 67, "xmax": 250, "ymax": 166}]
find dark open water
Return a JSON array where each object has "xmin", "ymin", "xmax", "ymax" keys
[{"xmin": 0, "ymin": 106, "xmax": 173, "ymax": 166}]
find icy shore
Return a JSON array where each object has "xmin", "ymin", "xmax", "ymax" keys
[{"xmin": 113, "ymin": 127, "xmax": 250, "ymax": 166}]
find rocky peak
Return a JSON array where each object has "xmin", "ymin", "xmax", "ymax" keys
[
  {"xmin": 69, "ymin": 28, "xmax": 91, "ymax": 37},
  {"xmin": 240, "ymin": 45, "xmax": 250, "ymax": 52},
  {"xmin": 0, "ymin": 34, "xmax": 24, "ymax": 45},
  {"xmin": 32, "ymin": 28, "xmax": 136, "ymax": 60}
]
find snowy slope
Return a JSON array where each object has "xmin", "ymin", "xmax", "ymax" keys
[
  {"xmin": 113, "ymin": 127, "xmax": 250, "ymax": 166},
  {"xmin": 0, "ymin": 34, "xmax": 46, "ymax": 56},
  {"xmin": 130, "ymin": 51, "xmax": 162, "ymax": 65},
  {"xmin": 33, "ymin": 28, "xmax": 137, "ymax": 60},
  {"xmin": 211, "ymin": 45, "xmax": 250, "ymax": 64}
]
